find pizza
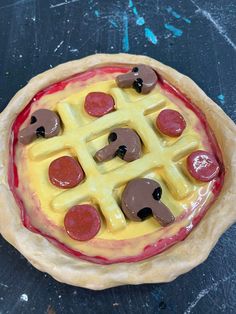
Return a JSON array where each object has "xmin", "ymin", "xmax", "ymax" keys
[{"xmin": 0, "ymin": 54, "xmax": 235, "ymax": 289}]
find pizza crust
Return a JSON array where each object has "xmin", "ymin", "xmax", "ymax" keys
[{"xmin": 0, "ymin": 54, "xmax": 235, "ymax": 290}]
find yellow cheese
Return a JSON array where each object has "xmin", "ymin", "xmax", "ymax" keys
[{"xmin": 17, "ymin": 71, "xmax": 213, "ymax": 246}]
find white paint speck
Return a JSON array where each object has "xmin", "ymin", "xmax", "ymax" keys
[
  {"xmin": 0, "ymin": 0, "xmax": 28, "ymax": 11},
  {"xmin": 19, "ymin": 54, "xmax": 23, "ymax": 58},
  {"xmin": 184, "ymin": 274, "xmax": 235, "ymax": 313},
  {"xmin": 164, "ymin": 33, "xmax": 172, "ymax": 39},
  {"xmin": 70, "ymin": 48, "xmax": 78, "ymax": 52},
  {"xmin": 20, "ymin": 294, "xmax": 28, "ymax": 302},
  {"xmin": 54, "ymin": 40, "xmax": 64, "ymax": 52},
  {"xmin": 31, "ymin": 16, "xmax": 36, "ymax": 21},
  {"xmin": 58, "ymin": 295, "xmax": 62, "ymax": 299},
  {"xmin": 50, "ymin": 0, "xmax": 80, "ymax": 9},
  {"xmin": 190, "ymin": 0, "xmax": 236, "ymax": 51}
]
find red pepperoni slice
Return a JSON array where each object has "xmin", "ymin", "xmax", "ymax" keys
[
  {"xmin": 156, "ymin": 109, "xmax": 186, "ymax": 137},
  {"xmin": 187, "ymin": 150, "xmax": 220, "ymax": 182},
  {"xmin": 49, "ymin": 156, "xmax": 84, "ymax": 188},
  {"xmin": 84, "ymin": 92, "xmax": 115, "ymax": 117},
  {"xmin": 64, "ymin": 204, "xmax": 101, "ymax": 241}
]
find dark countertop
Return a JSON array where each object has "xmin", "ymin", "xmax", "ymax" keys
[{"xmin": 0, "ymin": 0, "xmax": 235, "ymax": 313}]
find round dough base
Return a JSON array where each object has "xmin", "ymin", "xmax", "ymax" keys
[{"xmin": 0, "ymin": 54, "xmax": 235, "ymax": 290}]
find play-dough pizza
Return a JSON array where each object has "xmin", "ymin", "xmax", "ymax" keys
[{"xmin": 0, "ymin": 54, "xmax": 235, "ymax": 289}]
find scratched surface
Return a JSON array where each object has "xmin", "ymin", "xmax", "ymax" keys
[{"xmin": 0, "ymin": 0, "xmax": 236, "ymax": 313}]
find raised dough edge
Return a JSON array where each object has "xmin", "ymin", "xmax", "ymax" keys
[{"xmin": 0, "ymin": 53, "xmax": 235, "ymax": 290}]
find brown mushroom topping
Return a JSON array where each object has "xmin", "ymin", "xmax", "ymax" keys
[
  {"xmin": 116, "ymin": 64, "xmax": 158, "ymax": 94},
  {"xmin": 121, "ymin": 178, "xmax": 175, "ymax": 226},
  {"xmin": 19, "ymin": 109, "xmax": 61, "ymax": 145},
  {"xmin": 95, "ymin": 128, "xmax": 141, "ymax": 162}
]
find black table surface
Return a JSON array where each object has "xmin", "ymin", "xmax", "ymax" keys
[{"xmin": 0, "ymin": 0, "xmax": 236, "ymax": 313}]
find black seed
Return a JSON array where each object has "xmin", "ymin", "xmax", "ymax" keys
[
  {"xmin": 36, "ymin": 126, "xmax": 45, "ymax": 138},
  {"xmin": 152, "ymin": 187, "xmax": 162, "ymax": 201},
  {"xmin": 137, "ymin": 207, "xmax": 152, "ymax": 220},
  {"xmin": 30, "ymin": 116, "xmax": 37, "ymax": 124},
  {"xmin": 159, "ymin": 301, "xmax": 167, "ymax": 310},
  {"xmin": 132, "ymin": 67, "xmax": 139, "ymax": 73},
  {"xmin": 133, "ymin": 78, "xmax": 143, "ymax": 93},
  {"xmin": 108, "ymin": 132, "xmax": 117, "ymax": 143},
  {"xmin": 116, "ymin": 145, "xmax": 127, "ymax": 159}
]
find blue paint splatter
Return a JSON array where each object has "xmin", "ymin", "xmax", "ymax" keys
[
  {"xmin": 122, "ymin": 12, "xmax": 129, "ymax": 52},
  {"xmin": 166, "ymin": 6, "xmax": 191, "ymax": 24},
  {"xmin": 217, "ymin": 94, "xmax": 225, "ymax": 104},
  {"xmin": 109, "ymin": 18, "xmax": 118, "ymax": 28},
  {"xmin": 136, "ymin": 16, "xmax": 145, "ymax": 25},
  {"xmin": 129, "ymin": 0, "xmax": 158, "ymax": 45},
  {"xmin": 145, "ymin": 27, "xmax": 158, "ymax": 44},
  {"xmin": 166, "ymin": 6, "xmax": 181, "ymax": 19},
  {"xmin": 164, "ymin": 23, "xmax": 183, "ymax": 37},
  {"xmin": 132, "ymin": 6, "xmax": 138, "ymax": 16},
  {"xmin": 94, "ymin": 10, "xmax": 99, "ymax": 17},
  {"xmin": 172, "ymin": 11, "xmax": 181, "ymax": 19},
  {"xmin": 183, "ymin": 17, "xmax": 191, "ymax": 24},
  {"xmin": 129, "ymin": 0, "xmax": 145, "ymax": 26},
  {"xmin": 128, "ymin": 0, "xmax": 134, "ymax": 8}
]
